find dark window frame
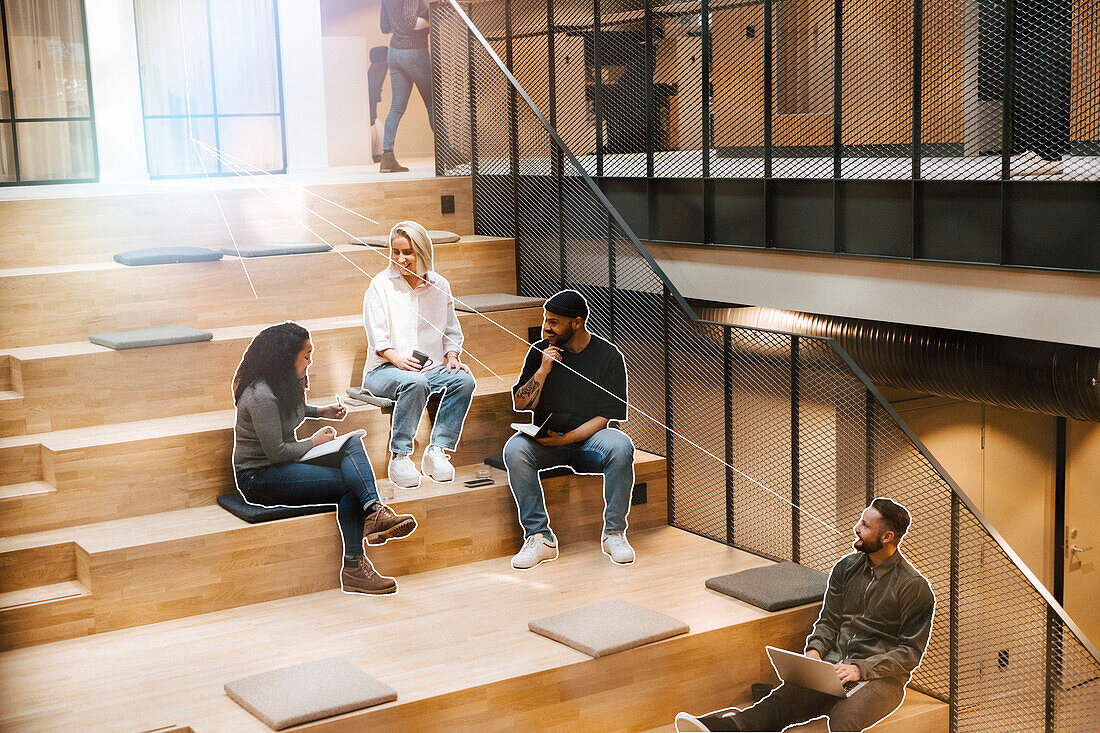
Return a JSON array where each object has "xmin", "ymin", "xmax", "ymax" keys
[{"xmin": 0, "ymin": 0, "xmax": 100, "ymax": 186}]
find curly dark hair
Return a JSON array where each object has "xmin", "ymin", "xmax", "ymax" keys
[{"xmin": 233, "ymin": 322, "xmax": 310, "ymax": 415}]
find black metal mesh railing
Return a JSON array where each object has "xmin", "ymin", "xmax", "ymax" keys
[
  {"xmin": 438, "ymin": 0, "xmax": 1099, "ymax": 183},
  {"xmin": 432, "ymin": 1, "xmax": 1100, "ymax": 730}
]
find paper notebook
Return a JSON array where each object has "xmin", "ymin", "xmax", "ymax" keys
[
  {"xmin": 299, "ymin": 429, "xmax": 367, "ymax": 463},
  {"xmin": 511, "ymin": 413, "xmax": 552, "ymax": 438}
]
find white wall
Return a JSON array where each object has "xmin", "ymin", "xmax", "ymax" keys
[
  {"xmin": 277, "ymin": 0, "xmax": 329, "ymax": 173},
  {"xmin": 85, "ymin": 0, "xmax": 148, "ymax": 181}
]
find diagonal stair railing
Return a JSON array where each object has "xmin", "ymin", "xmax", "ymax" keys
[{"xmin": 431, "ymin": 1, "xmax": 1100, "ymax": 730}]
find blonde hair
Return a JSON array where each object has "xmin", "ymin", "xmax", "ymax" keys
[{"xmin": 390, "ymin": 221, "xmax": 433, "ymax": 277}]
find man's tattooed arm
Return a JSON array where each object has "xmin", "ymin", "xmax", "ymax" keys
[{"xmin": 513, "ymin": 374, "xmax": 545, "ymax": 411}]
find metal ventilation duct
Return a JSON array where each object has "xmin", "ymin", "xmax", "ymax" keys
[{"xmin": 696, "ymin": 305, "xmax": 1100, "ymax": 422}]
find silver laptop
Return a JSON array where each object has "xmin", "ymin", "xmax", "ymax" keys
[{"xmin": 765, "ymin": 646, "xmax": 869, "ymax": 698}]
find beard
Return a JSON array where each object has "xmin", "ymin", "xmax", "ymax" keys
[
  {"xmin": 547, "ymin": 322, "xmax": 575, "ymax": 346},
  {"xmin": 855, "ymin": 534, "xmax": 884, "ymax": 554}
]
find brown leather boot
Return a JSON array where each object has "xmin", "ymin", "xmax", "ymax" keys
[
  {"xmin": 380, "ymin": 150, "xmax": 408, "ymax": 173},
  {"xmin": 363, "ymin": 503, "xmax": 417, "ymax": 546},
  {"xmin": 340, "ymin": 556, "xmax": 397, "ymax": 595}
]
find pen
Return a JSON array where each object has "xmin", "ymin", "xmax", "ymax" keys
[{"xmin": 335, "ymin": 394, "xmax": 343, "ymax": 408}]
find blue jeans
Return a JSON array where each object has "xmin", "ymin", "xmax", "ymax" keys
[
  {"xmin": 503, "ymin": 428, "xmax": 635, "ymax": 539},
  {"xmin": 235, "ymin": 436, "xmax": 380, "ymax": 558},
  {"xmin": 383, "ymin": 46, "xmax": 448, "ymax": 151},
  {"xmin": 361, "ymin": 364, "xmax": 476, "ymax": 455}
]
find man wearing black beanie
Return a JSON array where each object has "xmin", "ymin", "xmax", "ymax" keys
[{"xmin": 504, "ymin": 290, "xmax": 636, "ymax": 569}]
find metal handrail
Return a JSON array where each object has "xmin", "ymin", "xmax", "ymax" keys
[{"xmin": 443, "ymin": 0, "xmax": 1100, "ymax": 674}]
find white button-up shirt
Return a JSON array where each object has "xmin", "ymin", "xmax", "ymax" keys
[{"xmin": 362, "ymin": 264, "xmax": 464, "ymax": 379}]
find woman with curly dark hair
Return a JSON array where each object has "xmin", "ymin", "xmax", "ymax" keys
[{"xmin": 232, "ymin": 321, "xmax": 417, "ymax": 594}]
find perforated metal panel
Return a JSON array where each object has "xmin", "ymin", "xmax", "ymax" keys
[{"xmin": 434, "ymin": 2, "xmax": 1100, "ymax": 729}]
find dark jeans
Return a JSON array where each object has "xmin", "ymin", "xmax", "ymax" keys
[
  {"xmin": 699, "ymin": 680, "xmax": 906, "ymax": 732},
  {"xmin": 383, "ymin": 46, "xmax": 449, "ymax": 152},
  {"xmin": 236, "ymin": 436, "xmax": 380, "ymax": 558}
]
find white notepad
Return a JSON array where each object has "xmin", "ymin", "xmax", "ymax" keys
[
  {"xmin": 511, "ymin": 413, "xmax": 552, "ymax": 438},
  {"xmin": 298, "ymin": 429, "xmax": 366, "ymax": 463}
]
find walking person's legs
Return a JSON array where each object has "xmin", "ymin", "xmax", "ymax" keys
[
  {"xmin": 407, "ymin": 47, "xmax": 450, "ymax": 151},
  {"xmin": 381, "ymin": 48, "xmax": 414, "ymax": 172}
]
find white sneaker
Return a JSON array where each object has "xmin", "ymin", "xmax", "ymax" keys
[
  {"xmin": 674, "ymin": 712, "xmax": 710, "ymax": 732},
  {"xmin": 388, "ymin": 453, "xmax": 421, "ymax": 489},
  {"xmin": 601, "ymin": 532, "xmax": 635, "ymax": 565},
  {"xmin": 421, "ymin": 445, "xmax": 455, "ymax": 482},
  {"xmin": 511, "ymin": 533, "xmax": 558, "ymax": 570}
]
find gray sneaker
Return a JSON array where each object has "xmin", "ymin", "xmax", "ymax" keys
[{"xmin": 511, "ymin": 533, "xmax": 558, "ymax": 570}]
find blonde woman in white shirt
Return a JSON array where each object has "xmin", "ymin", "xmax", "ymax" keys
[{"xmin": 361, "ymin": 221, "xmax": 475, "ymax": 488}]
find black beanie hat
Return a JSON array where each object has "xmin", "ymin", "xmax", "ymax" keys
[{"xmin": 544, "ymin": 289, "xmax": 589, "ymax": 320}]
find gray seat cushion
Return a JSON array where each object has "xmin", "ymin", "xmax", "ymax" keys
[
  {"xmin": 89, "ymin": 325, "xmax": 213, "ymax": 350},
  {"xmin": 224, "ymin": 657, "xmax": 397, "ymax": 730},
  {"xmin": 454, "ymin": 293, "xmax": 545, "ymax": 313},
  {"xmin": 426, "ymin": 230, "xmax": 461, "ymax": 243},
  {"xmin": 349, "ymin": 230, "xmax": 461, "ymax": 247},
  {"xmin": 221, "ymin": 242, "xmax": 333, "ymax": 257},
  {"xmin": 528, "ymin": 598, "xmax": 689, "ymax": 658},
  {"xmin": 705, "ymin": 561, "xmax": 828, "ymax": 612},
  {"xmin": 113, "ymin": 246, "xmax": 223, "ymax": 266},
  {"xmin": 217, "ymin": 493, "xmax": 332, "ymax": 523},
  {"xmin": 346, "ymin": 387, "xmax": 395, "ymax": 410}
]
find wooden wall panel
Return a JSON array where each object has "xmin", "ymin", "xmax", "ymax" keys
[{"xmin": 0, "ymin": 178, "xmax": 473, "ymax": 269}]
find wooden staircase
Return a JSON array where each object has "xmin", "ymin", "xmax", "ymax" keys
[{"xmin": 0, "ymin": 176, "xmax": 947, "ymax": 732}]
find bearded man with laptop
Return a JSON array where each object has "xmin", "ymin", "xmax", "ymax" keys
[{"xmin": 677, "ymin": 498, "xmax": 936, "ymax": 732}]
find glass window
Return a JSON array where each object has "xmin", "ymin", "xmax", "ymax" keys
[
  {"xmin": 134, "ymin": 0, "xmax": 286, "ymax": 178},
  {"xmin": 1, "ymin": 0, "xmax": 98, "ymax": 185}
]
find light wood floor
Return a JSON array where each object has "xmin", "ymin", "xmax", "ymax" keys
[{"xmin": 0, "ymin": 527, "xmax": 791, "ymax": 732}]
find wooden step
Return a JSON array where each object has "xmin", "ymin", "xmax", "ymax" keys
[
  {"xmin": 0, "ymin": 375, "xmax": 520, "ymax": 536},
  {"xmin": 0, "ymin": 237, "xmax": 516, "ymax": 348},
  {"xmin": 0, "ymin": 481, "xmax": 54, "ymax": 501},
  {"xmin": 0, "ymin": 443, "xmax": 41, "ymax": 486},
  {"xmin": 0, "ymin": 527, "xmax": 824, "ymax": 731},
  {"xmin": 0, "ymin": 580, "xmax": 93, "ymax": 650},
  {"xmin": 0, "ymin": 453, "xmax": 667, "ymax": 645},
  {"xmin": 1, "ymin": 306, "xmax": 540, "ymax": 436},
  {"xmin": 0, "ymin": 391, "xmax": 24, "ymax": 440},
  {"xmin": 0, "ymin": 176, "xmax": 472, "ymax": 269},
  {"xmin": 0, "ymin": 354, "xmax": 10, "ymax": 391}
]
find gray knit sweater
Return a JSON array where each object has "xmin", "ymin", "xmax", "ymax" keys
[
  {"xmin": 381, "ymin": 0, "xmax": 429, "ymax": 49},
  {"xmin": 233, "ymin": 380, "xmax": 319, "ymax": 472}
]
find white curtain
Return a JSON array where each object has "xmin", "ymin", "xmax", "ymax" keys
[
  {"xmin": 6, "ymin": 0, "xmax": 94, "ymax": 181},
  {"xmin": 135, "ymin": 0, "xmax": 284, "ymax": 176}
]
